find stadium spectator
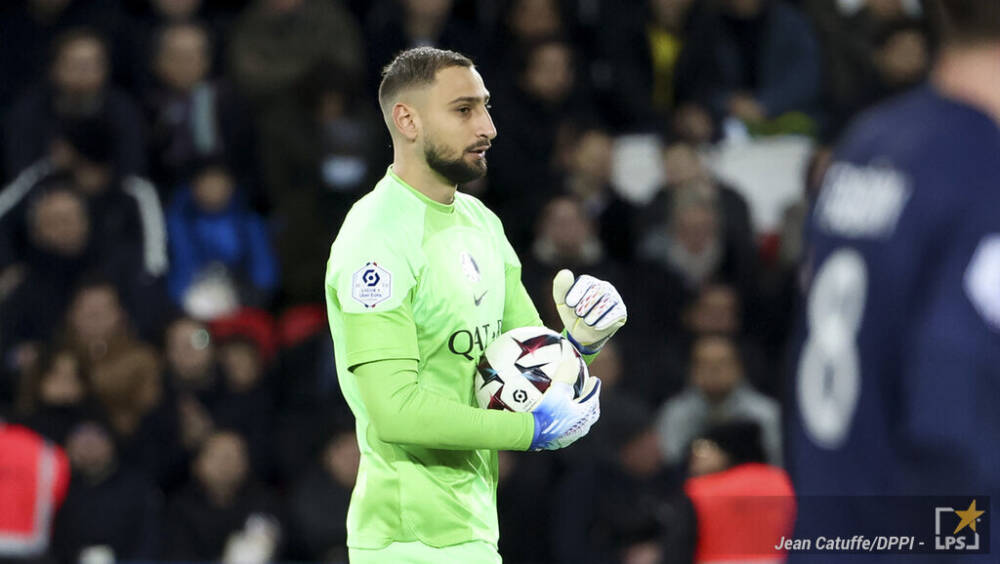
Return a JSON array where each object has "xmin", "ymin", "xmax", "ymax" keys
[
  {"xmin": 365, "ymin": 0, "xmax": 482, "ymax": 96},
  {"xmin": 677, "ymin": 283, "xmax": 774, "ymax": 397},
  {"xmin": 55, "ymin": 119, "xmax": 168, "ymax": 293},
  {"xmin": 164, "ymin": 430, "xmax": 282, "ymax": 561},
  {"xmin": 0, "ymin": 186, "xmax": 93, "ymax": 377},
  {"xmin": 0, "ymin": 119, "xmax": 169, "ymax": 341},
  {"xmin": 552, "ymin": 410, "xmax": 673, "ymax": 564},
  {"xmin": 61, "ymin": 278, "xmax": 145, "ymax": 368},
  {"xmin": 655, "ymin": 141, "xmax": 757, "ymax": 288},
  {"xmin": 15, "ymin": 346, "xmax": 91, "ymax": 444},
  {"xmin": 216, "ymin": 335, "xmax": 274, "ymax": 459},
  {"xmin": 0, "ymin": 118, "xmax": 166, "ymax": 278},
  {"xmin": 0, "ymin": 420, "xmax": 70, "ymax": 562},
  {"xmin": 165, "ymin": 159, "xmax": 278, "ymax": 315},
  {"xmin": 164, "ymin": 315, "xmax": 220, "ymax": 404},
  {"xmin": 639, "ymin": 184, "xmax": 752, "ymax": 292},
  {"xmin": 561, "ymin": 126, "xmax": 640, "ymax": 262},
  {"xmin": 51, "ymin": 419, "xmax": 163, "ymax": 561},
  {"xmin": 86, "ymin": 340, "xmax": 179, "ymax": 485},
  {"xmin": 121, "ymin": 0, "xmax": 229, "ymax": 91},
  {"xmin": 4, "ymin": 28, "xmax": 146, "ymax": 179},
  {"xmin": 869, "ymin": 20, "xmax": 930, "ymax": 101},
  {"xmin": 487, "ymin": 38, "xmax": 595, "ymax": 250},
  {"xmin": 0, "ymin": 0, "xmax": 128, "ymax": 110},
  {"xmin": 497, "ymin": 0, "xmax": 567, "ymax": 61},
  {"xmin": 660, "ymin": 141, "xmax": 754, "ymax": 244},
  {"xmin": 208, "ymin": 310, "xmax": 278, "ymax": 478},
  {"xmin": 257, "ymin": 62, "xmax": 384, "ymax": 304},
  {"xmin": 285, "ymin": 421, "xmax": 359, "ymax": 561},
  {"xmin": 144, "ymin": 21, "xmax": 259, "ymax": 202},
  {"xmin": 521, "ymin": 195, "xmax": 625, "ymax": 330},
  {"xmin": 655, "ymin": 334, "xmax": 781, "ymax": 467},
  {"xmin": 270, "ymin": 305, "xmax": 346, "ymax": 480},
  {"xmin": 227, "ymin": 0, "xmax": 364, "ymax": 108},
  {"xmin": 600, "ymin": 0, "xmax": 699, "ymax": 129},
  {"xmin": 673, "ymin": 0, "xmax": 823, "ymax": 139},
  {"xmin": 660, "ymin": 420, "xmax": 795, "ymax": 563}
]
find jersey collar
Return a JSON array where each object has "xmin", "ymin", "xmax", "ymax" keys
[{"xmin": 386, "ymin": 166, "xmax": 456, "ymax": 214}]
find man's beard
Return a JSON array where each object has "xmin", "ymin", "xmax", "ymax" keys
[{"xmin": 424, "ymin": 138, "xmax": 487, "ymax": 185}]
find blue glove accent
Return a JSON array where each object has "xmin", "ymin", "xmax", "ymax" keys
[
  {"xmin": 529, "ymin": 379, "xmax": 602, "ymax": 451},
  {"xmin": 564, "ymin": 330, "xmax": 603, "ymax": 356}
]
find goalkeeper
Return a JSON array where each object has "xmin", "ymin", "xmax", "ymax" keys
[{"xmin": 324, "ymin": 47, "xmax": 628, "ymax": 563}]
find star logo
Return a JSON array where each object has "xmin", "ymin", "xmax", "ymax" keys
[
  {"xmin": 513, "ymin": 334, "xmax": 562, "ymax": 360},
  {"xmin": 953, "ymin": 500, "xmax": 985, "ymax": 535}
]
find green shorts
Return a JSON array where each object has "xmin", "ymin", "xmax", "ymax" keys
[{"xmin": 348, "ymin": 540, "xmax": 501, "ymax": 563}]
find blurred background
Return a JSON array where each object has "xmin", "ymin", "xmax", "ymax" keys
[{"xmin": 0, "ymin": 0, "xmax": 932, "ymax": 562}]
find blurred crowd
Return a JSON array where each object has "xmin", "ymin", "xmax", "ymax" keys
[{"xmin": 0, "ymin": 0, "xmax": 933, "ymax": 562}]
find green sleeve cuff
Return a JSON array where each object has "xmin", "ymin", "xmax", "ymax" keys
[{"xmin": 342, "ymin": 303, "xmax": 420, "ymax": 370}]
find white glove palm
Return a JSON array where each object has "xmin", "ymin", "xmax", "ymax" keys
[{"xmin": 552, "ymin": 269, "xmax": 627, "ymax": 354}]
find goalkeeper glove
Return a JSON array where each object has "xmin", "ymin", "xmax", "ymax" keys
[
  {"xmin": 552, "ymin": 269, "xmax": 627, "ymax": 355},
  {"xmin": 529, "ymin": 378, "xmax": 602, "ymax": 451}
]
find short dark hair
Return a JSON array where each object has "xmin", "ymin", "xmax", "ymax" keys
[
  {"xmin": 926, "ymin": 0, "xmax": 1000, "ymax": 45},
  {"xmin": 377, "ymin": 47, "xmax": 474, "ymax": 112},
  {"xmin": 698, "ymin": 420, "xmax": 767, "ymax": 466}
]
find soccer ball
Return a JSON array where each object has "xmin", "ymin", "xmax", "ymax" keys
[{"xmin": 474, "ymin": 326, "xmax": 590, "ymax": 412}]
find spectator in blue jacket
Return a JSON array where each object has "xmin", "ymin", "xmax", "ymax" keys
[{"xmin": 166, "ymin": 159, "xmax": 277, "ymax": 316}]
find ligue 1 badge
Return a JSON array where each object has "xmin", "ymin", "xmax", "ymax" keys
[{"xmin": 352, "ymin": 262, "xmax": 392, "ymax": 308}]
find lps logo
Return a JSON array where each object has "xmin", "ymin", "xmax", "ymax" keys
[{"xmin": 935, "ymin": 500, "xmax": 985, "ymax": 551}]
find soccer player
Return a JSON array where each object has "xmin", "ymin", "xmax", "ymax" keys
[
  {"xmin": 324, "ymin": 47, "xmax": 627, "ymax": 563},
  {"xmin": 789, "ymin": 1, "xmax": 1000, "ymax": 562}
]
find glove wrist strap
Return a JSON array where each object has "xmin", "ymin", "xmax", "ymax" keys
[{"xmin": 565, "ymin": 331, "xmax": 604, "ymax": 355}]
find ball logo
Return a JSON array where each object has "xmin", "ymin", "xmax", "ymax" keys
[{"xmin": 512, "ymin": 389, "xmax": 528, "ymax": 403}]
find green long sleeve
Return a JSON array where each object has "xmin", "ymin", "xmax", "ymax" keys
[{"xmin": 354, "ymin": 358, "xmax": 535, "ymax": 451}]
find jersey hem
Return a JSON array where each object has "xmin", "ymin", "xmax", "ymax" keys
[{"xmin": 347, "ymin": 531, "xmax": 499, "ymax": 550}]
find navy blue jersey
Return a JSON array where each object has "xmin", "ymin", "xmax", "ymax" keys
[{"xmin": 788, "ymin": 85, "xmax": 1000, "ymax": 562}]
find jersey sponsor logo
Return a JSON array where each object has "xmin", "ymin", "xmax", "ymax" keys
[
  {"xmin": 963, "ymin": 235, "xmax": 1000, "ymax": 331},
  {"xmin": 815, "ymin": 162, "xmax": 911, "ymax": 239},
  {"xmin": 459, "ymin": 251, "xmax": 481, "ymax": 283},
  {"xmin": 351, "ymin": 262, "xmax": 392, "ymax": 308},
  {"xmin": 448, "ymin": 320, "xmax": 503, "ymax": 360}
]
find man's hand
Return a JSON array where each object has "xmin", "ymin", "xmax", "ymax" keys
[
  {"xmin": 552, "ymin": 269, "xmax": 627, "ymax": 354},
  {"xmin": 529, "ymin": 379, "xmax": 601, "ymax": 451}
]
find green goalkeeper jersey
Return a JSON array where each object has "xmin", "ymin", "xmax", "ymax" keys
[{"xmin": 325, "ymin": 167, "xmax": 543, "ymax": 549}]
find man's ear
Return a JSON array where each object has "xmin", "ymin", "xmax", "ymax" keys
[{"xmin": 392, "ymin": 102, "xmax": 420, "ymax": 142}]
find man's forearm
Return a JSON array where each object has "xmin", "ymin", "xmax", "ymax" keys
[{"xmin": 354, "ymin": 358, "xmax": 535, "ymax": 451}]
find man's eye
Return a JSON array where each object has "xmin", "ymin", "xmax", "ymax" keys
[{"xmin": 458, "ymin": 107, "xmax": 471, "ymax": 114}]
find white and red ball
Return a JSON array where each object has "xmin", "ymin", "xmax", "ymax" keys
[{"xmin": 474, "ymin": 326, "xmax": 591, "ymax": 412}]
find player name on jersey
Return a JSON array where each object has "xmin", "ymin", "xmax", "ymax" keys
[{"xmin": 814, "ymin": 162, "xmax": 911, "ymax": 239}]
